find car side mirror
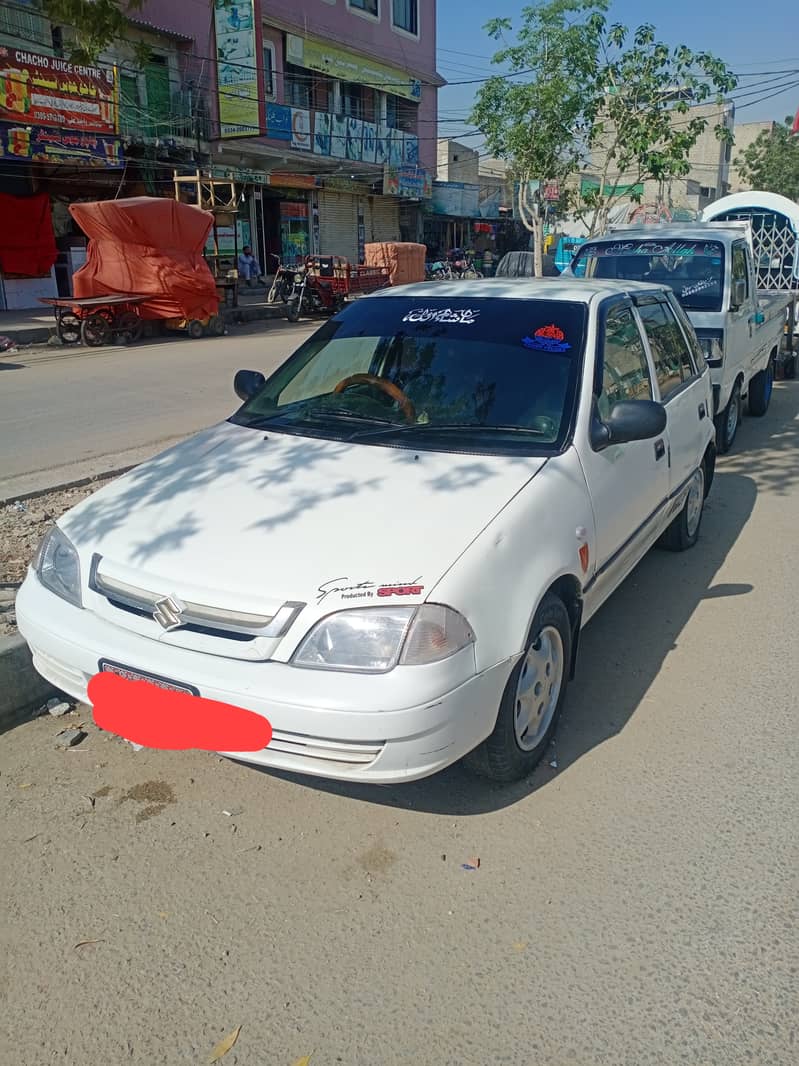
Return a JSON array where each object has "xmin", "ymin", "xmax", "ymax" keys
[
  {"xmin": 591, "ymin": 399, "xmax": 667, "ymax": 452},
  {"xmin": 234, "ymin": 369, "xmax": 266, "ymax": 401},
  {"xmin": 731, "ymin": 278, "xmax": 746, "ymax": 310}
]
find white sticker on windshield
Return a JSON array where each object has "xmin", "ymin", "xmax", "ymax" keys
[{"xmin": 402, "ymin": 308, "xmax": 480, "ymax": 325}]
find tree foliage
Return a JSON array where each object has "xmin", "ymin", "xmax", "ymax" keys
[
  {"xmin": 736, "ymin": 117, "xmax": 799, "ymax": 201},
  {"xmin": 42, "ymin": 0, "xmax": 144, "ymax": 64},
  {"xmin": 471, "ymin": 0, "xmax": 738, "ymax": 267}
]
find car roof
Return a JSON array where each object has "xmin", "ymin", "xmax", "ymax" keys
[
  {"xmin": 585, "ymin": 226, "xmax": 741, "ymax": 244},
  {"xmin": 371, "ymin": 277, "xmax": 672, "ymax": 303}
]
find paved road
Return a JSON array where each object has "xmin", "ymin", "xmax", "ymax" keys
[
  {"xmin": 0, "ymin": 323, "xmax": 315, "ymax": 500},
  {"xmin": 1, "ymin": 382, "xmax": 796, "ymax": 1065}
]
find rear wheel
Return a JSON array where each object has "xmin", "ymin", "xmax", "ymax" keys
[
  {"xmin": 208, "ymin": 314, "xmax": 225, "ymax": 337},
  {"xmin": 748, "ymin": 357, "xmax": 774, "ymax": 416},
  {"xmin": 81, "ymin": 313, "xmax": 111, "ymax": 347},
  {"xmin": 715, "ymin": 380, "xmax": 741, "ymax": 454},
  {"xmin": 659, "ymin": 462, "xmax": 706, "ymax": 552},
  {"xmin": 782, "ymin": 353, "xmax": 796, "ymax": 380},
  {"xmin": 187, "ymin": 319, "xmax": 205, "ymax": 339},
  {"xmin": 57, "ymin": 313, "xmax": 81, "ymax": 345},
  {"xmin": 115, "ymin": 312, "xmax": 143, "ymax": 345},
  {"xmin": 465, "ymin": 593, "xmax": 571, "ymax": 783}
]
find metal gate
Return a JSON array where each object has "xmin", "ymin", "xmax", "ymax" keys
[
  {"xmin": 707, "ymin": 207, "xmax": 797, "ymax": 293},
  {"xmin": 318, "ymin": 191, "xmax": 358, "ymax": 261},
  {"xmin": 368, "ymin": 197, "xmax": 401, "ymax": 244}
]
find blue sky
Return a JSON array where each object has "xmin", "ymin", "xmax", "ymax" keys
[{"xmin": 436, "ymin": 0, "xmax": 799, "ymax": 144}]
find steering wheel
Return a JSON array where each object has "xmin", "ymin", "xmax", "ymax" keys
[{"xmin": 333, "ymin": 374, "xmax": 416, "ymax": 423}]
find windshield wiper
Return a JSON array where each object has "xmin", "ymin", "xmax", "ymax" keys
[
  {"xmin": 352, "ymin": 422, "xmax": 550, "ymax": 440},
  {"xmin": 238, "ymin": 408, "xmax": 396, "ymax": 430}
]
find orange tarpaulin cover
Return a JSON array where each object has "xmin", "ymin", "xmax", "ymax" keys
[
  {"xmin": 69, "ymin": 197, "xmax": 219, "ymax": 321},
  {"xmin": 364, "ymin": 242, "xmax": 426, "ymax": 286}
]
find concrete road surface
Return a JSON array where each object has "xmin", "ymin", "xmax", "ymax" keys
[
  {"xmin": 1, "ymin": 384, "xmax": 797, "ymax": 1066},
  {"xmin": 0, "ymin": 323, "xmax": 315, "ymax": 500}
]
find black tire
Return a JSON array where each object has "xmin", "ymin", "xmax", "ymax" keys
[
  {"xmin": 465, "ymin": 593, "xmax": 571, "ymax": 783},
  {"xmin": 58, "ymin": 312, "xmax": 81, "ymax": 345},
  {"xmin": 714, "ymin": 379, "xmax": 741, "ymax": 454},
  {"xmin": 187, "ymin": 319, "xmax": 205, "ymax": 339},
  {"xmin": 208, "ymin": 314, "xmax": 225, "ymax": 337},
  {"xmin": 659, "ymin": 462, "xmax": 706, "ymax": 552},
  {"xmin": 80, "ymin": 313, "xmax": 111, "ymax": 347},
  {"xmin": 748, "ymin": 357, "xmax": 774, "ymax": 416},
  {"xmin": 286, "ymin": 296, "xmax": 301, "ymax": 323},
  {"xmin": 115, "ymin": 312, "xmax": 143, "ymax": 345},
  {"xmin": 783, "ymin": 353, "xmax": 796, "ymax": 380}
]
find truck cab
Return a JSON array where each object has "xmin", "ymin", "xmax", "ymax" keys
[{"xmin": 564, "ymin": 224, "xmax": 790, "ymax": 452}]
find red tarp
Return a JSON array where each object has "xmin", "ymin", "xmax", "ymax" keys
[
  {"xmin": 69, "ymin": 197, "xmax": 219, "ymax": 321},
  {"xmin": 0, "ymin": 191, "xmax": 57, "ymax": 277}
]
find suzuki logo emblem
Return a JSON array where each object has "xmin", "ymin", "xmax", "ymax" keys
[{"xmin": 153, "ymin": 595, "xmax": 185, "ymax": 631}]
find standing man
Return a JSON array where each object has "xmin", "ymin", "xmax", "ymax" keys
[{"xmin": 238, "ymin": 245, "xmax": 265, "ymax": 286}]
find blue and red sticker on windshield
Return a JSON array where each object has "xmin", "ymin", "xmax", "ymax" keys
[{"xmin": 522, "ymin": 324, "xmax": 571, "ymax": 352}]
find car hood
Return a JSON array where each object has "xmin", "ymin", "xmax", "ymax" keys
[{"xmin": 60, "ymin": 421, "xmax": 546, "ymax": 611}]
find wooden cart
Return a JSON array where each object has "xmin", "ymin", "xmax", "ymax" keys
[{"xmin": 40, "ymin": 294, "xmax": 148, "ymax": 347}]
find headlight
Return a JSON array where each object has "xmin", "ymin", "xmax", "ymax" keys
[
  {"xmin": 34, "ymin": 525, "xmax": 82, "ymax": 608},
  {"xmin": 696, "ymin": 329, "xmax": 724, "ymax": 364},
  {"xmin": 292, "ymin": 605, "xmax": 474, "ymax": 673}
]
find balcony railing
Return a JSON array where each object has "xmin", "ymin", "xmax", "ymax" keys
[{"xmin": 119, "ymin": 89, "xmax": 211, "ymax": 143}]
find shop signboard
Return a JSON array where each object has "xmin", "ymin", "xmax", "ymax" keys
[
  {"xmin": 269, "ymin": 172, "xmax": 320, "ymax": 189},
  {"xmin": 403, "ymin": 135, "xmax": 419, "ymax": 165},
  {"xmin": 330, "ymin": 114, "xmax": 347, "ymax": 159},
  {"xmin": 0, "ymin": 121, "xmax": 123, "ymax": 167},
  {"xmin": 313, "ymin": 113, "xmax": 332, "ymax": 156},
  {"xmin": 431, "ymin": 181, "xmax": 479, "ymax": 217},
  {"xmin": 346, "ymin": 117, "xmax": 363, "ymax": 161},
  {"xmin": 0, "ymin": 47, "xmax": 116, "ymax": 133},
  {"xmin": 266, "ymin": 102, "xmax": 291, "ymax": 141},
  {"xmin": 291, "ymin": 108, "xmax": 311, "ymax": 151},
  {"xmin": 285, "ymin": 34, "xmax": 421, "ymax": 102},
  {"xmin": 383, "ymin": 165, "xmax": 432, "ymax": 200},
  {"xmin": 214, "ymin": 0, "xmax": 259, "ymax": 138},
  {"xmin": 211, "ymin": 165, "xmax": 267, "ymax": 184}
]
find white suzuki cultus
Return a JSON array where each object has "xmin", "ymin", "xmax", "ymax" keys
[{"xmin": 17, "ymin": 279, "xmax": 715, "ymax": 783}]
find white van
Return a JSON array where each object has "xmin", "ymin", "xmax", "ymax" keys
[{"xmin": 564, "ymin": 224, "xmax": 791, "ymax": 452}]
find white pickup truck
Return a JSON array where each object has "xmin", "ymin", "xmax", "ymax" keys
[
  {"xmin": 18, "ymin": 279, "xmax": 715, "ymax": 785},
  {"xmin": 564, "ymin": 224, "xmax": 791, "ymax": 452}
]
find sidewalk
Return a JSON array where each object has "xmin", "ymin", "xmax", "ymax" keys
[{"xmin": 0, "ymin": 283, "xmax": 287, "ymax": 349}]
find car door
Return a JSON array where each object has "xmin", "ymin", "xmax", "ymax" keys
[
  {"xmin": 578, "ymin": 297, "xmax": 671, "ymax": 611},
  {"xmin": 633, "ymin": 294, "xmax": 710, "ymax": 498},
  {"xmin": 726, "ymin": 240, "xmax": 754, "ymax": 384}
]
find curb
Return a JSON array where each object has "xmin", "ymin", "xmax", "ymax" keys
[
  {"xmin": 0, "ymin": 634, "xmax": 57, "ymax": 733},
  {"xmin": 0, "ymin": 463, "xmax": 136, "ymax": 507}
]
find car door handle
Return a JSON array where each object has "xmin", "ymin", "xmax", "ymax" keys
[
  {"xmin": 698, "ymin": 403, "xmax": 706, "ymax": 420},
  {"xmin": 654, "ymin": 439, "xmax": 666, "ymax": 461}
]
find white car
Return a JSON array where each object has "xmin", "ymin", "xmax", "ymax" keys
[{"xmin": 17, "ymin": 279, "xmax": 715, "ymax": 784}]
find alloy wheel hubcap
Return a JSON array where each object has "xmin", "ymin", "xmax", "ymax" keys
[
  {"xmin": 514, "ymin": 625, "xmax": 564, "ymax": 752},
  {"xmin": 685, "ymin": 467, "xmax": 705, "ymax": 538}
]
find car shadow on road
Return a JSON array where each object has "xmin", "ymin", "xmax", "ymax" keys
[{"xmin": 260, "ymin": 467, "xmax": 758, "ymax": 815}]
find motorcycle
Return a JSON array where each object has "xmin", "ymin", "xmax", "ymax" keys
[{"xmin": 267, "ymin": 254, "xmax": 301, "ymax": 305}]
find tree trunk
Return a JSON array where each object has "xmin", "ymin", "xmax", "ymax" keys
[{"xmin": 533, "ymin": 211, "xmax": 544, "ymax": 277}]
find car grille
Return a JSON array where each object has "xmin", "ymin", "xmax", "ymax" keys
[{"xmin": 88, "ymin": 553, "xmax": 305, "ymax": 660}]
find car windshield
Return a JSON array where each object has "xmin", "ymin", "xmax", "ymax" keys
[
  {"xmin": 572, "ymin": 238, "xmax": 725, "ymax": 312},
  {"xmin": 231, "ymin": 296, "xmax": 587, "ymax": 455}
]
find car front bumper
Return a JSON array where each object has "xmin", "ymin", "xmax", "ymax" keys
[{"xmin": 16, "ymin": 574, "xmax": 515, "ymax": 784}]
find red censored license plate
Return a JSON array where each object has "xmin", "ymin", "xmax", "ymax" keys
[{"xmin": 98, "ymin": 659, "xmax": 199, "ymax": 697}]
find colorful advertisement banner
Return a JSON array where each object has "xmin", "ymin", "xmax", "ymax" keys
[
  {"xmin": 291, "ymin": 108, "xmax": 311, "ymax": 151},
  {"xmin": 266, "ymin": 102, "xmax": 291, "ymax": 141},
  {"xmin": 286, "ymin": 33, "xmax": 422, "ymax": 102},
  {"xmin": 214, "ymin": 0, "xmax": 259, "ymax": 138},
  {"xmin": 0, "ymin": 121, "xmax": 123, "ymax": 167},
  {"xmin": 313, "ymin": 113, "xmax": 331, "ymax": 156},
  {"xmin": 0, "ymin": 47, "xmax": 116, "ymax": 134},
  {"xmin": 383, "ymin": 165, "xmax": 432, "ymax": 199}
]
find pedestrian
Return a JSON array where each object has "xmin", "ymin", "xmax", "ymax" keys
[{"xmin": 238, "ymin": 245, "xmax": 265, "ymax": 286}]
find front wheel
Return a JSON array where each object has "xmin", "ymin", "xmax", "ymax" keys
[
  {"xmin": 715, "ymin": 380, "xmax": 741, "ymax": 454},
  {"xmin": 658, "ymin": 462, "xmax": 706, "ymax": 552},
  {"xmin": 748, "ymin": 358, "xmax": 774, "ymax": 416},
  {"xmin": 81, "ymin": 313, "xmax": 111, "ymax": 347},
  {"xmin": 465, "ymin": 593, "xmax": 571, "ymax": 783}
]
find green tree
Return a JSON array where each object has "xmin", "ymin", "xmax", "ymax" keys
[
  {"xmin": 42, "ymin": 0, "xmax": 143, "ymax": 64},
  {"xmin": 471, "ymin": 0, "xmax": 738, "ymax": 268},
  {"xmin": 736, "ymin": 117, "xmax": 799, "ymax": 200}
]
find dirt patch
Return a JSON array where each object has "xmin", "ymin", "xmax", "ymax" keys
[
  {"xmin": 117, "ymin": 780, "xmax": 176, "ymax": 824},
  {"xmin": 358, "ymin": 844, "xmax": 397, "ymax": 875},
  {"xmin": 0, "ymin": 475, "xmax": 119, "ymax": 636}
]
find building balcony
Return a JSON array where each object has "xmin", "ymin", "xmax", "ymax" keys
[{"xmin": 119, "ymin": 89, "xmax": 211, "ymax": 145}]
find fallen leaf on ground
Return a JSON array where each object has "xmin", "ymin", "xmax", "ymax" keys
[
  {"xmin": 209, "ymin": 1026, "xmax": 241, "ymax": 1063},
  {"xmin": 158, "ymin": 912, "xmax": 168, "ymax": 919},
  {"xmin": 513, "ymin": 941, "xmax": 528, "ymax": 952},
  {"xmin": 74, "ymin": 939, "xmax": 105, "ymax": 950},
  {"xmin": 291, "ymin": 1056, "xmax": 313, "ymax": 1066},
  {"xmin": 18, "ymin": 783, "xmax": 32, "ymax": 789}
]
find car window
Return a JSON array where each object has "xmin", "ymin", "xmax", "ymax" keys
[
  {"xmin": 732, "ymin": 242, "xmax": 749, "ymax": 302},
  {"xmin": 664, "ymin": 292, "xmax": 703, "ymax": 373},
  {"xmin": 597, "ymin": 304, "xmax": 653, "ymax": 420},
  {"xmin": 233, "ymin": 296, "xmax": 588, "ymax": 456},
  {"xmin": 637, "ymin": 299, "xmax": 696, "ymax": 401}
]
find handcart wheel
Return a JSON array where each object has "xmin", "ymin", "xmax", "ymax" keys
[
  {"xmin": 116, "ymin": 312, "xmax": 143, "ymax": 345},
  {"xmin": 208, "ymin": 314, "xmax": 225, "ymax": 337},
  {"xmin": 187, "ymin": 319, "xmax": 205, "ymax": 339},
  {"xmin": 58, "ymin": 313, "xmax": 81, "ymax": 345},
  {"xmin": 81, "ymin": 313, "xmax": 112, "ymax": 347}
]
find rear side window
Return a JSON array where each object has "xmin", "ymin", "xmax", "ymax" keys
[
  {"xmin": 637, "ymin": 299, "xmax": 696, "ymax": 401},
  {"xmin": 598, "ymin": 304, "xmax": 653, "ymax": 419},
  {"xmin": 732, "ymin": 243, "xmax": 749, "ymax": 302}
]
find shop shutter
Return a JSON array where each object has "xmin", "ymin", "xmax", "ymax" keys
[
  {"xmin": 369, "ymin": 197, "xmax": 401, "ymax": 243},
  {"xmin": 318, "ymin": 191, "xmax": 358, "ymax": 262}
]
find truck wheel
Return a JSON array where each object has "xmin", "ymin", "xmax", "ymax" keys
[
  {"xmin": 784, "ymin": 353, "xmax": 796, "ymax": 380},
  {"xmin": 747, "ymin": 358, "xmax": 774, "ymax": 416},
  {"xmin": 715, "ymin": 380, "xmax": 741, "ymax": 454},
  {"xmin": 465, "ymin": 593, "xmax": 571, "ymax": 783},
  {"xmin": 658, "ymin": 463, "xmax": 706, "ymax": 552},
  {"xmin": 187, "ymin": 320, "xmax": 205, "ymax": 339}
]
